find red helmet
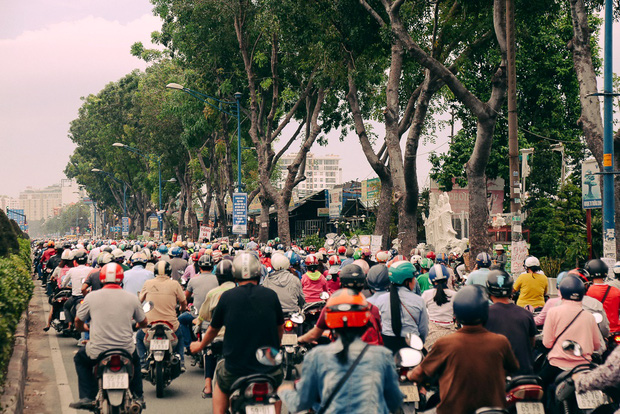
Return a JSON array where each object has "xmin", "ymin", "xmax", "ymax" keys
[
  {"xmin": 337, "ymin": 245, "xmax": 347, "ymax": 255},
  {"xmin": 325, "ymin": 289, "xmax": 371, "ymax": 329},
  {"xmin": 567, "ymin": 268, "xmax": 592, "ymax": 284},
  {"xmin": 328, "ymin": 255, "xmax": 341, "ymax": 266},
  {"xmin": 305, "ymin": 254, "xmax": 319, "ymax": 266},
  {"xmin": 99, "ymin": 263, "xmax": 124, "ymax": 285},
  {"xmin": 426, "ymin": 251, "xmax": 436, "ymax": 260},
  {"xmin": 388, "ymin": 255, "xmax": 407, "ymax": 268}
]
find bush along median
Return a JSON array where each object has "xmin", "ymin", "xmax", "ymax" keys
[{"xmin": 0, "ymin": 209, "xmax": 33, "ymax": 386}]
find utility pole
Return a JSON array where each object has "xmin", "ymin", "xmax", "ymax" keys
[{"xmin": 506, "ymin": 0, "xmax": 522, "ymax": 273}]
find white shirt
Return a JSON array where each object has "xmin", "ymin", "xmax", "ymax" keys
[
  {"xmin": 421, "ymin": 288, "xmax": 456, "ymax": 323},
  {"xmin": 63, "ymin": 265, "xmax": 92, "ymax": 296}
]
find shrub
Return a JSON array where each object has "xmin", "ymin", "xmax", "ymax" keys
[
  {"xmin": 0, "ymin": 241, "xmax": 33, "ymax": 385},
  {"xmin": 0, "ymin": 210, "xmax": 18, "ymax": 258}
]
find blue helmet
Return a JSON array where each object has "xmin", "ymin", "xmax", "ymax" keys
[
  {"xmin": 170, "ymin": 246, "xmax": 183, "ymax": 257},
  {"xmin": 556, "ymin": 271, "xmax": 569, "ymax": 288},
  {"xmin": 428, "ymin": 264, "xmax": 450, "ymax": 283},
  {"xmin": 436, "ymin": 253, "xmax": 448, "ymax": 264},
  {"xmin": 158, "ymin": 244, "xmax": 169, "ymax": 254},
  {"xmin": 476, "ymin": 252, "xmax": 492, "ymax": 268},
  {"xmin": 285, "ymin": 250, "xmax": 300, "ymax": 266}
]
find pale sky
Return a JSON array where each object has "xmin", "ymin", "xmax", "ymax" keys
[{"xmin": 0, "ymin": 1, "xmax": 617, "ymax": 199}]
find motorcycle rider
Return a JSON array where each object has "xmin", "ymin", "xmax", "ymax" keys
[
  {"xmin": 485, "ymin": 269, "xmax": 536, "ymax": 375},
  {"xmin": 263, "ymin": 252, "xmax": 305, "ymax": 314},
  {"xmin": 168, "ymin": 246, "xmax": 188, "ymax": 281},
  {"xmin": 278, "ymin": 289, "xmax": 402, "ymax": 413},
  {"xmin": 584, "ymin": 259, "xmax": 620, "ymax": 333},
  {"xmin": 513, "ymin": 256, "xmax": 548, "ymax": 308},
  {"xmin": 137, "ymin": 260, "xmax": 187, "ymax": 372},
  {"xmin": 375, "ymin": 260, "xmax": 428, "ymax": 353},
  {"xmin": 61, "ymin": 250, "xmax": 92, "ymax": 332},
  {"xmin": 81, "ymin": 252, "xmax": 113, "ymax": 296},
  {"xmin": 366, "ymin": 263, "xmax": 390, "ymax": 305},
  {"xmin": 301, "ymin": 254, "xmax": 329, "ymax": 303},
  {"xmin": 407, "ymin": 285, "xmax": 519, "ymax": 414},
  {"xmin": 422, "ymin": 264, "xmax": 456, "ymax": 349},
  {"xmin": 69, "ymin": 262, "xmax": 148, "ymax": 410},
  {"xmin": 416, "ymin": 258, "xmax": 433, "ymax": 293},
  {"xmin": 122, "ymin": 252, "xmax": 154, "ymax": 297},
  {"xmin": 465, "ymin": 252, "xmax": 492, "ymax": 287},
  {"xmin": 189, "ymin": 252, "xmax": 284, "ymax": 414}
]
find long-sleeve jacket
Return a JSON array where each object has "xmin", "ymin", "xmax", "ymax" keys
[{"xmin": 575, "ymin": 346, "xmax": 620, "ymax": 414}]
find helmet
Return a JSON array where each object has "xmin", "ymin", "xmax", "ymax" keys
[
  {"xmin": 61, "ymin": 250, "xmax": 73, "ymax": 261},
  {"xmin": 132, "ymin": 245, "xmax": 141, "ymax": 253},
  {"xmin": 232, "ymin": 252, "xmax": 261, "ymax": 280},
  {"xmin": 324, "ymin": 289, "xmax": 371, "ymax": 329},
  {"xmin": 567, "ymin": 268, "xmax": 592, "ymax": 283},
  {"xmin": 73, "ymin": 249, "xmax": 88, "ymax": 264},
  {"xmin": 285, "ymin": 250, "xmax": 300, "ymax": 266},
  {"xmin": 524, "ymin": 256, "xmax": 541, "ymax": 268},
  {"xmin": 556, "ymin": 271, "xmax": 569, "ymax": 287},
  {"xmin": 304, "ymin": 254, "xmax": 319, "ymax": 267},
  {"xmin": 410, "ymin": 255, "xmax": 423, "ymax": 265},
  {"xmin": 141, "ymin": 248, "xmax": 152, "ymax": 261},
  {"xmin": 271, "ymin": 253, "xmax": 290, "ymax": 271},
  {"xmin": 263, "ymin": 246, "xmax": 273, "ymax": 255},
  {"xmin": 375, "ymin": 251, "xmax": 390, "ymax": 263},
  {"xmin": 485, "ymin": 269, "xmax": 514, "ymax": 297},
  {"xmin": 98, "ymin": 252, "xmax": 113, "ymax": 266},
  {"xmin": 426, "ymin": 251, "xmax": 436, "ymax": 260},
  {"xmin": 154, "ymin": 260, "xmax": 172, "ymax": 277},
  {"xmin": 187, "ymin": 242, "xmax": 195, "ymax": 249},
  {"xmin": 339, "ymin": 264, "xmax": 366, "ymax": 291},
  {"xmin": 215, "ymin": 259, "xmax": 234, "ymax": 283},
  {"xmin": 388, "ymin": 261, "xmax": 416, "ymax": 285},
  {"xmin": 131, "ymin": 252, "xmax": 147, "ymax": 266},
  {"xmin": 197, "ymin": 254, "xmax": 214, "ymax": 268},
  {"xmin": 111, "ymin": 248, "xmax": 125, "ymax": 261},
  {"xmin": 453, "ymin": 286, "xmax": 489, "ymax": 325},
  {"xmin": 314, "ymin": 252, "xmax": 325, "ymax": 262},
  {"xmin": 345, "ymin": 247, "xmax": 354, "ymax": 257},
  {"xmin": 419, "ymin": 258, "xmax": 434, "ymax": 270},
  {"xmin": 352, "ymin": 250, "xmax": 361, "ymax": 260},
  {"xmin": 352, "ymin": 259, "xmax": 370, "ymax": 275},
  {"xmin": 387, "ymin": 255, "xmax": 407, "ymax": 267},
  {"xmin": 361, "ymin": 248, "xmax": 371, "ymax": 258},
  {"xmin": 476, "ymin": 252, "xmax": 492, "ymax": 268},
  {"xmin": 410, "ymin": 248, "xmax": 424, "ymax": 257},
  {"xmin": 99, "ymin": 263, "xmax": 124, "ymax": 285},
  {"xmin": 328, "ymin": 255, "xmax": 341, "ymax": 266},
  {"xmin": 367, "ymin": 264, "xmax": 390, "ymax": 291},
  {"xmin": 613, "ymin": 262, "xmax": 620, "ymax": 278},
  {"xmin": 337, "ymin": 246, "xmax": 347, "ymax": 255},
  {"xmin": 220, "ymin": 244, "xmax": 229, "ymax": 254},
  {"xmin": 158, "ymin": 244, "xmax": 169, "ymax": 254},
  {"xmin": 170, "ymin": 246, "xmax": 183, "ymax": 257},
  {"xmin": 559, "ymin": 275, "xmax": 586, "ymax": 301},
  {"xmin": 428, "ymin": 264, "xmax": 450, "ymax": 283},
  {"xmin": 276, "ymin": 244, "xmax": 284, "ymax": 251},
  {"xmin": 585, "ymin": 259, "xmax": 609, "ymax": 279},
  {"xmin": 212, "ymin": 250, "xmax": 223, "ymax": 263},
  {"xmin": 436, "ymin": 253, "xmax": 448, "ymax": 264}
]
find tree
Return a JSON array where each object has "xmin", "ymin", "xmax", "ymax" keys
[{"xmin": 0, "ymin": 210, "xmax": 19, "ymax": 257}]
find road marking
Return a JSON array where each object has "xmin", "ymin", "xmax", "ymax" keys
[{"xmin": 40, "ymin": 287, "xmax": 78, "ymax": 414}]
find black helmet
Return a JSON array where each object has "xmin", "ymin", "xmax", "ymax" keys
[
  {"xmin": 339, "ymin": 264, "xmax": 366, "ymax": 291},
  {"xmin": 215, "ymin": 259, "xmax": 233, "ymax": 284},
  {"xmin": 73, "ymin": 249, "xmax": 88, "ymax": 264},
  {"xmin": 367, "ymin": 264, "xmax": 390, "ymax": 291},
  {"xmin": 486, "ymin": 269, "xmax": 514, "ymax": 298},
  {"xmin": 559, "ymin": 275, "xmax": 585, "ymax": 301},
  {"xmin": 197, "ymin": 254, "xmax": 213, "ymax": 269},
  {"xmin": 584, "ymin": 259, "xmax": 609, "ymax": 280},
  {"xmin": 154, "ymin": 260, "xmax": 172, "ymax": 277},
  {"xmin": 453, "ymin": 285, "xmax": 489, "ymax": 325}
]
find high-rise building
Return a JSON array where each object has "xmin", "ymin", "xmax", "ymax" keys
[
  {"xmin": 0, "ymin": 195, "xmax": 20, "ymax": 212},
  {"xmin": 19, "ymin": 185, "xmax": 63, "ymax": 221},
  {"xmin": 277, "ymin": 153, "xmax": 342, "ymax": 199}
]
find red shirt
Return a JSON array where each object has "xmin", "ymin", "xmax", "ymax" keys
[
  {"xmin": 316, "ymin": 303, "xmax": 383, "ymax": 345},
  {"xmin": 587, "ymin": 284, "xmax": 620, "ymax": 332}
]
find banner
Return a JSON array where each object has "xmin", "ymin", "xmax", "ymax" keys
[
  {"xmin": 232, "ymin": 192, "xmax": 248, "ymax": 235},
  {"xmin": 329, "ymin": 187, "xmax": 343, "ymax": 219},
  {"xmin": 370, "ymin": 235, "xmax": 382, "ymax": 254},
  {"xmin": 582, "ymin": 158, "xmax": 602, "ymax": 209},
  {"xmin": 199, "ymin": 225, "xmax": 212, "ymax": 241},
  {"xmin": 510, "ymin": 241, "xmax": 529, "ymax": 276}
]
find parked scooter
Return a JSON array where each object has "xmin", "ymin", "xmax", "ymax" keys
[{"xmin": 90, "ymin": 349, "xmax": 143, "ymax": 414}]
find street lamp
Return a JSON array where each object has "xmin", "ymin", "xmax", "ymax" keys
[
  {"xmin": 166, "ymin": 83, "xmax": 243, "ymax": 192},
  {"xmin": 112, "ymin": 142, "xmax": 164, "ymax": 232},
  {"xmin": 91, "ymin": 168, "xmax": 127, "ymax": 217}
]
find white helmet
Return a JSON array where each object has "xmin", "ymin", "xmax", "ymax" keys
[
  {"xmin": 525, "ymin": 256, "xmax": 540, "ymax": 268},
  {"xmin": 111, "ymin": 248, "xmax": 125, "ymax": 260},
  {"xmin": 232, "ymin": 252, "xmax": 261, "ymax": 280},
  {"xmin": 410, "ymin": 255, "xmax": 423, "ymax": 264},
  {"xmin": 271, "ymin": 253, "xmax": 290, "ymax": 271},
  {"xmin": 61, "ymin": 250, "xmax": 73, "ymax": 261},
  {"xmin": 612, "ymin": 262, "xmax": 620, "ymax": 277}
]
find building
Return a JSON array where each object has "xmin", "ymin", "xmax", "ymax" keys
[
  {"xmin": 0, "ymin": 195, "xmax": 20, "ymax": 212},
  {"xmin": 277, "ymin": 153, "xmax": 342, "ymax": 199},
  {"xmin": 19, "ymin": 185, "xmax": 63, "ymax": 221},
  {"xmin": 60, "ymin": 178, "xmax": 83, "ymax": 206}
]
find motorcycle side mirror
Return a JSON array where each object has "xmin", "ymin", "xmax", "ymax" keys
[
  {"xmin": 395, "ymin": 348, "xmax": 423, "ymax": 368},
  {"xmin": 405, "ymin": 333, "xmax": 424, "ymax": 351},
  {"xmin": 256, "ymin": 347, "xmax": 283, "ymax": 366},
  {"xmin": 290, "ymin": 313, "xmax": 305, "ymax": 324},
  {"xmin": 593, "ymin": 312, "xmax": 604, "ymax": 324},
  {"xmin": 320, "ymin": 292, "xmax": 330, "ymax": 301},
  {"xmin": 143, "ymin": 301, "xmax": 154, "ymax": 313},
  {"xmin": 562, "ymin": 340, "xmax": 582, "ymax": 357}
]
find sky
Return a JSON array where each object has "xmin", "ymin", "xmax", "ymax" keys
[{"xmin": 0, "ymin": 1, "xmax": 617, "ymax": 199}]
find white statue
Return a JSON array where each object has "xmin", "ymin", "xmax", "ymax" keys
[{"xmin": 424, "ymin": 192, "xmax": 460, "ymax": 254}]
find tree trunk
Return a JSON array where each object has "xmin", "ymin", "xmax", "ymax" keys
[
  {"xmin": 374, "ymin": 177, "xmax": 393, "ymax": 250},
  {"xmin": 258, "ymin": 194, "xmax": 271, "ymax": 243},
  {"xmin": 274, "ymin": 197, "xmax": 291, "ymax": 247}
]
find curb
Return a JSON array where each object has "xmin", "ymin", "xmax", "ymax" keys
[{"xmin": 0, "ymin": 308, "xmax": 29, "ymax": 414}]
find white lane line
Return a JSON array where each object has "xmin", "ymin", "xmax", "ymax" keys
[{"xmin": 40, "ymin": 287, "xmax": 78, "ymax": 414}]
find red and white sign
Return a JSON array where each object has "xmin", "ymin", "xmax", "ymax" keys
[{"xmin": 430, "ymin": 178, "xmax": 505, "ymax": 215}]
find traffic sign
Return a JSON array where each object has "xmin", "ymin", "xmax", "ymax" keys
[
  {"xmin": 232, "ymin": 192, "xmax": 247, "ymax": 235},
  {"xmin": 122, "ymin": 217, "xmax": 129, "ymax": 236}
]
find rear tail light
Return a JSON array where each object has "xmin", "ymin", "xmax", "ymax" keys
[
  {"xmin": 284, "ymin": 320, "xmax": 294, "ymax": 331},
  {"xmin": 507, "ymin": 385, "xmax": 544, "ymax": 403},
  {"xmin": 244, "ymin": 382, "xmax": 273, "ymax": 401},
  {"xmin": 109, "ymin": 355, "xmax": 122, "ymax": 372},
  {"xmin": 612, "ymin": 335, "xmax": 620, "ymax": 344}
]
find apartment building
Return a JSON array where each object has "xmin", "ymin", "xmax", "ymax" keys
[{"xmin": 277, "ymin": 153, "xmax": 343, "ymax": 199}]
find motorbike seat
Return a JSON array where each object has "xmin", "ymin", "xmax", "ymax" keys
[
  {"xmin": 506, "ymin": 375, "xmax": 542, "ymax": 391},
  {"xmin": 96, "ymin": 348, "xmax": 134, "ymax": 363},
  {"xmin": 229, "ymin": 373, "xmax": 278, "ymax": 394}
]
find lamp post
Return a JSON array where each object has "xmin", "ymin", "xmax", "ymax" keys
[
  {"xmin": 112, "ymin": 143, "xmax": 164, "ymax": 232},
  {"xmin": 166, "ymin": 83, "xmax": 243, "ymax": 192},
  {"xmin": 91, "ymin": 168, "xmax": 127, "ymax": 217}
]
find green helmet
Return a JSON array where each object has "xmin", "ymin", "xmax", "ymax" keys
[
  {"xmin": 420, "ymin": 258, "xmax": 434, "ymax": 270},
  {"xmin": 388, "ymin": 261, "xmax": 417, "ymax": 285},
  {"xmin": 353, "ymin": 250, "xmax": 362, "ymax": 260}
]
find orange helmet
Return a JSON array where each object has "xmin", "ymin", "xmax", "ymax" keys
[{"xmin": 324, "ymin": 289, "xmax": 371, "ymax": 329}]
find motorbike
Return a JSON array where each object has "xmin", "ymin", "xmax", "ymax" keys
[
  {"xmin": 90, "ymin": 349, "xmax": 143, "ymax": 414},
  {"xmin": 555, "ymin": 340, "xmax": 617, "ymax": 414},
  {"xmin": 300, "ymin": 292, "xmax": 330, "ymax": 334},
  {"xmin": 50, "ymin": 288, "xmax": 73, "ymax": 334},
  {"xmin": 229, "ymin": 347, "xmax": 283, "ymax": 414},
  {"xmin": 281, "ymin": 312, "xmax": 306, "ymax": 380},
  {"xmin": 143, "ymin": 319, "xmax": 182, "ymax": 398},
  {"xmin": 394, "ymin": 335, "xmax": 425, "ymax": 414},
  {"xmin": 505, "ymin": 375, "xmax": 544, "ymax": 414}
]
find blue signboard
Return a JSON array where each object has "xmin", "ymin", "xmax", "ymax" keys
[
  {"xmin": 232, "ymin": 192, "xmax": 247, "ymax": 235},
  {"xmin": 110, "ymin": 226, "xmax": 121, "ymax": 233},
  {"xmin": 7, "ymin": 209, "xmax": 25, "ymax": 225},
  {"xmin": 122, "ymin": 217, "xmax": 130, "ymax": 236}
]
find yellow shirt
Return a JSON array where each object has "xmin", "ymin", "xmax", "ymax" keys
[
  {"xmin": 139, "ymin": 275, "xmax": 185, "ymax": 331},
  {"xmin": 513, "ymin": 272, "xmax": 548, "ymax": 308}
]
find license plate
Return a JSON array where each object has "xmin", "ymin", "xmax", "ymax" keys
[
  {"xmin": 246, "ymin": 405, "xmax": 276, "ymax": 414},
  {"xmin": 281, "ymin": 333, "xmax": 297, "ymax": 346},
  {"xmin": 150, "ymin": 339, "xmax": 170, "ymax": 351},
  {"xmin": 516, "ymin": 402, "xmax": 545, "ymax": 414},
  {"xmin": 59, "ymin": 311, "xmax": 66, "ymax": 321},
  {"xmin": 576, "ymin": 390, "xmax": 607, "ymax": 409},
  {"xmin": 102, "ymin": 372, "xmax": 129, "ymax": 389},
  {"xmin": 400, "ymin": 384, "xmax": 419, "ymax": 402}
]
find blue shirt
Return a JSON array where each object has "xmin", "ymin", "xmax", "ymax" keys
[
  {"xmin": 375, "ymin": 286, "xmax": 429, "ymax": 340},
  {"xmin": 367, "ymin": 291, "xmax": 388, "ymax": 306},
  {"xmin": 122, "ymin": 265, "xmax": 154, "ymax": 297},
  {"xmin": 466, "ymin": 268, "xmax": 491, "ymax": 287},
  {"xmin": 279, "ymin": 338, "xmax": 403, "ymax": 414}
]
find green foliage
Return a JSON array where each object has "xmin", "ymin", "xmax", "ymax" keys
[
  {"xmin": 41, "ymin": 202, "xmax": 92, "ymax": 237},
  {"xmin": 0, "ymin": 241, "xmax": 33, "ymax": 385},
  {"xmin": 300, "ymin": 234, "xmax": 322, "ymax": 249},
  {"xmin": 0, "ymin": 209, "xmax": 19, "ymax": 258}
]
